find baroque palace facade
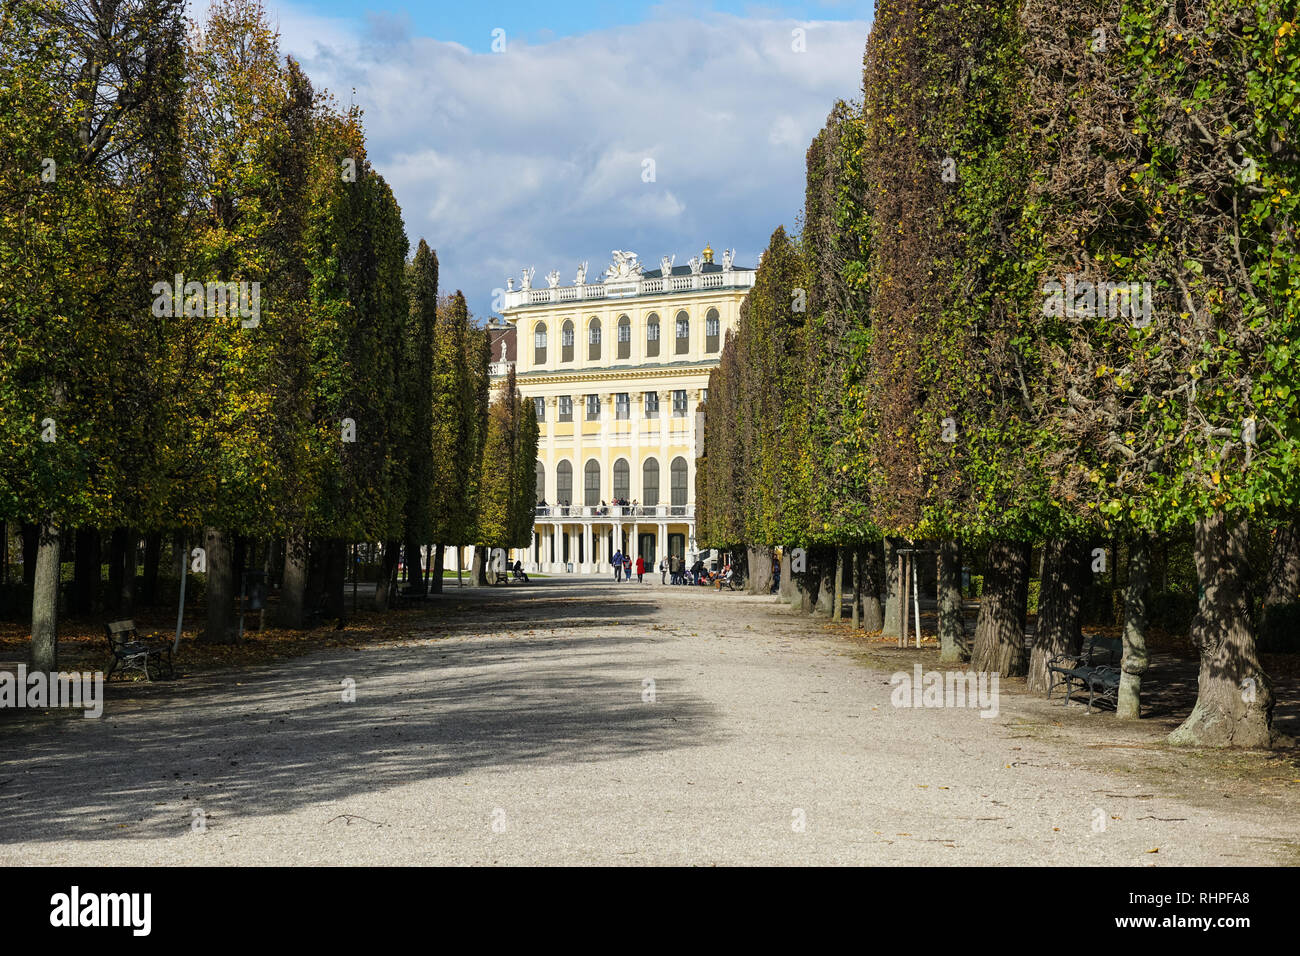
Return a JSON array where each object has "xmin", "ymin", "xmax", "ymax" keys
[{"xmin": 492, "ymin": 245, "xmax": 756, "ymax": 574}]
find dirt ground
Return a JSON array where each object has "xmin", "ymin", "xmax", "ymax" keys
[{"xmin": 1, "ymin": 577, "xmax": 1297, "ymax": 865}]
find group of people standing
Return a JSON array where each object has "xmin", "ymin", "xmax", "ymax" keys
[
  {"xmin": 611, "ymin": 550, "xmax": 740, "ymax": 587},
  {"xmin": 653, "ymin": 554, "xmax": 708, "ymax": 586},
  {"xmin": 611, "ymin": 549, "xmax": 645, "ymax": 583}
]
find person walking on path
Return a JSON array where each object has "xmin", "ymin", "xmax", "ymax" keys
[
  {"xmin": 623, "ymin": 554, "xmax": 632, "ymax": 582},
  {"xmin": 659, "ymin": 556, "xmax": 667, "ymax": 584},
  {"xmin": 635, "ymin": 555, "xmax": 645, "ymax": 583},
  {"xmin": 613, "ymin": 549, "xmax": 623, "ymax": 582}
]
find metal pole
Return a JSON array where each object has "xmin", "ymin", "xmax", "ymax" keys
[{"xmin": 173, "ymin": 537, "xmax": 187, "ymax": 654}]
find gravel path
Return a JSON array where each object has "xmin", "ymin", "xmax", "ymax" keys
[{"xmin": 2, "ymin": 577, "xmax": 1297, "ymax": 865}]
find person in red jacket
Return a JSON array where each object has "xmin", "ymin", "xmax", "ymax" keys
[{"xmin": 635, "ymin": 555, "xmax": 645, "ymax": 583}]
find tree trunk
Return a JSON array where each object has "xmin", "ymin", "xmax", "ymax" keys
[
  {"xmin": 105, "ymin": 527, "xmax": 126, "ymax": 610},
  {"xmin": 1265, "ymin": 521, "xmax": 1300, "ymax": 605},
  {"xmin": 374, "ymin": 538, "xmax": 399, "ymax": 610},
  {"xmin": 778, "ymin": 551, "xmax": 793, "ymax": 601},
  {"xmin": 201, "ymin": 528, "xmax": 236, "ymax": 644},
  {"xmin": 814, "ymin": 548, "xmax": 835, "ymax": 616},
  {"xmin": 882, "ymin": 538, "xmax": 901, "ymax": 637},
  {"xmin": 405, "ymin": 533, "xmax": 425, "ymax": 595},
  {"xmin": 789, "ymin": 549, "xmax": 811, "ymax": 612},
  {"xmin": 72, "ymin": 528, "xmax": 100, "ymax": 614},
  {"xmin": 141, "ymin": 532, "xmax": 161, "ymax": 605},
  {"xmin": 938, "ymin": 539, "xmax": 965, "ymax": 663},
  {"xmin": 430, "ymin": 543, "xmax": 445, "ymax": 594},
  {"xmin": 747, "ymin": 545, "xmax": 773, "ymax": 595},
  {"xmin": 472, "ymin": 546, "xmax": 487, "ymax": 585},
  {"xmin": 971, "ymin": 539, "xmax": 1031, "ymax": 676},
  {"xmin": 1027, "ymin": 539, "xmax": 1086, "ymax": 693},
  {"xmin": 851, "ymin": 548, "xmax": 860, "ymax": 629},
  {"xmin": 119, "ymin": 528, "xmax": 137, "ymax": 615},
  {"xmin": 280, "ymin": 530, "xmax": 307, "ymax": 628},
  {"xmin": 831, "ymin": 549, "xmax": 845, "ymax": 621},
  {"xmin": 30, "ymin": 520, "xmax": 60, "ymax": 672},
  {"xmin": 21, "ymin": 522, "xmax": 39, "ymax": 590},
  {"xmin": 324, "ymin": 538, "xmax": 347, "ymax": 625},
  {"xmin": 1118, "ymin": 533, "xmax": 1151, "ymax": 719},
  {"xmin": 304, "ymin": 536, "xmax": 328, "ymax": 620},
  {"xmin": 1169, "ymin": 512, "xmax": 1277, "ymax": 747},
  {"xmin": 861, "ymin": 541, "xmax": 885, "ymax": 631}
]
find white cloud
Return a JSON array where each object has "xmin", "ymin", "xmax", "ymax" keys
[{"xmin": 262, "ymin": 3, "xmax": 869, "ymax": 317}]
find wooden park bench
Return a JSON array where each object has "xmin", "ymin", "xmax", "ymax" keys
[
  {"xmin": 1046, "ymin": 634, "xmax": 1122, "ymax": 710},
  {"xmin": 104, "ymin": 619, "xmax": 174, "ymax": 682}
]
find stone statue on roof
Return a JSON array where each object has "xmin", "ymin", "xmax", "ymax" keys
[
  {"xmin": 604, "ymin": 250, "xmax": 643, "ymax": 281},
  {"xmin": 660, "ymin": 254, "xmax": 675, "ymax": 276}
]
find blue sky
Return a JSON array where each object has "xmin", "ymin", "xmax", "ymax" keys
[{"xmin": 235, "ymin": 0, "xmax": 874, "ymax": 317}]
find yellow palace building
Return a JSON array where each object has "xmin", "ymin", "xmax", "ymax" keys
[{"xmin": 492, "ymin": 244, "xmax": 756, "ymax": 574}]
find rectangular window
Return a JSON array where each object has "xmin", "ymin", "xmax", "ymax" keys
[
  {"xmin": 589, "ymin": 325, "xmax": 601, "ymax": 344},
  {"xmin": 705, "ymin": 315, "xmax": 720, "ymax": 353},
  {"xmin": 676, "ymin": 318, "xmax": 689, "ymax": 339},
  {"xmin": 672, "ymin": 389, "xmax": 687, "ymax": 417},
  {"xmin": 533, "ymin": 397, "xmax": 545, "ymax": 421},
  {"xmin": 615, "ymin": 393, "xmax": 630, "ymax": 420},
  {"xmin": 586, "ymin": 394, "xmax": 600, "ymax": 420},
  {"xmin": 647, "ymin": 323, "xmax": 660, "ymax": 340},
  {"xmin": 618, "ymin": 323, "xmax": 631, "ymax": 342},
  {"xmin": 558, "ymin": 396, "xmax": 573, "ymax": 421},
  {"xmin": 562, "ymin": 327, "xmax": 574, "ymax": 347},
  {"xmin": 644, "ymin": 392, "xmax": 659, "ymax": 418}
]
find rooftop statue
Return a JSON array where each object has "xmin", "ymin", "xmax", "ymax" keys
[{"xmin": 604, "ymin": 250, "xmax": 643, "ymax": 281}]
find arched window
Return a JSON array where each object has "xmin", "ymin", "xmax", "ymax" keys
[
  {"xmin": 584, "ymin": 459, "xmax": 601, "ymax": 506},
  {"xmin": 642, "ymin": 458, "xmax": 660, "ymax": 506},
  {"xmin": 534, "ymin": 322, "xmax": 547, "ymax": 365},
  {"xmin": 556, "ymin": 460, "xmax": 573, "ymax": 505},
  {"xmin": 588, "ymin": 317, "xmax": 601, "ymax": 361},
  {"xmin": 617, "ymin": 314, "xmax": 631, "ymax": 360},
  {"xmin": 613, "ymin": 458, "xmax": 630, "ymax": 500},
  {"xmin": 675, "ymin": 310, "xmax": 690, "ymax": 355},
  {"xmin": 705, "ymin": 308, "xmax": 720, "ymax": 353},
  {"xmin": 670, "ymin": 456, "xmax": 688, "ymax": 507},
  {"xmin": 646, "ymin": 313, "xmax": 660, "ymax": 358},
  {"xmin": 535, "ymin": 460, "xmax": 546, "ymax": 503},
  {"xmin": 561, "ymin": 320, "xmax": 575, "ymax": 362}
]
